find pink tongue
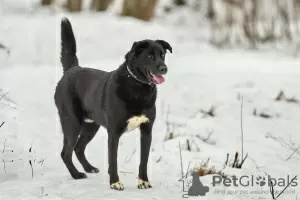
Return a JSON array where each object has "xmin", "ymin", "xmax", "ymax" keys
[{"xmin": 152, "ymin": 74, "xmax": 165, "ymax": 84}]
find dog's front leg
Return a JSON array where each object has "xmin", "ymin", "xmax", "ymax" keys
[
  {"xmin": 108, "ymin": 133, "xmax": 123, "ymax": 190},
  {"xmin": 138, "ymin": 122, "xmax": 153, "ymax": 189}
]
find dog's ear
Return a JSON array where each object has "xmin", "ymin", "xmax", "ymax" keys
[
  {"xmin": 132, "ymin": 41, "xmax": 150, "ymax": 54},
  {"xmin": 156, "ymin": 40, "xmax": 172, "ymax": 53},
  {"xmin": 125, "ymin": 41, "xmax": 150, "ymax": 60}
]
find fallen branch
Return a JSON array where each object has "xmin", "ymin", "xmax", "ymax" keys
[{"xmin": 253, "ymin": 108, "xmax": 273, "ymax": 119}]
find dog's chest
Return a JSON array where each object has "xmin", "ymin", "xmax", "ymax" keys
[{"xmin": 124, "ymin": 115, "xmax": 149, "ymax": 132}]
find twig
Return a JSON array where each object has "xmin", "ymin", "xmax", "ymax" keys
[
  {"xmin": 0, "ymin": 43, "xmax": 10, "ymax": 55},
  {"xmin": 241, "ymin": 95, "xmax": 244, "ymax": 160},
  {"xmin": 2, "ymin": 159, "xmax": 13, "ymax": 173},
  {"xmin": 2, "ymin": 139, "xmax": 7, "ymax": 153},
  {"xmin": 203, "ymin": 128, "xmax": 214, "ymax": 142},
  {"xmin": 0, "ymin": 122, "xmax": 4, "ymax": 128},
  {"xmin": 238, "ymin": 153, "xmax": 248, "ymax": 168},
  {"xmin": 0, "ymin": 91, "xmax": 9, "ymax": 101},
  {"xmin": 195, "ymin": 128, "xmax": 216, "ymax": 145},
  {"xmin": 224, "ymin": 153, "xmax": 229, "ymax": 167},
  {"xmin": 38, "ymin": 158, "xmax": 46, "ymax": 167},
  {"xmin": 2, "ymin": 159, "xmax": 6, "ymax": 173},
  {"xmin": 286, "ymin": 146, "xmax": 300, "ymax": 161},
  {"xmin": 275, "ymin": 90, "xmax": 285, "ymax": 101},
  {"xmin": 275, "ymin": 176, "xmax": 297, "ymax": 198},
  {"xmin": 190, "ymin": 137, "xmax": 200, "ymax": 152},
  {"xmin": 269, "ymin": 179, "xmax": 276, "ymax": 199},
  {"xmin": 179, "ymin": 141, "xmax": 184, "ymax": 178},
  {"xmin": 232, "ymin": 152, "xmax": 239, "ymax": 168},
  {"xmin": 156, "ymin": 156, "xmax": 162, "ymax": 163},
  {"xmin": 29, "ymin": 144, "xmax": 33, "ymax": 153},
  {"xmin": 186, "ymin": 139, "xmax": 191, "ymax": 151},
  {"xmin": 41, "ymin": 187, "xmax": 44, "ymax": 197},
  {"xmin": 125, "ymin": 148, "xmax": 136, "ymax": 163},
  {"xmin": 266, "ymin": 133, "xmax": 300, "ymax": 157},
  {"xmin": 29, "ymin": 160, "xmax": 34, "ymax": 178}
]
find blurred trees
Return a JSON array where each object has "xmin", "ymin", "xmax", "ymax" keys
[
  {"xmin": 66, "ymin": 0, "xmax": 82, "ymax": 12},
  {"xmin": 41, "ymin": 0, "xmax": 53, "ymax": 5},
  {"xmin": 41, "ymin": 0, "xmax": 158, "ymax": 20},
  {"xmin": 174, "ymin": 0, "xmax": 186, "ymax": 6},
  {"xmin": 121, "ymin": 0, "xmax": 158, "ymax": 21},
  {"xmin": 40, "ymin": 0, "xmax": 300, "ymax": 53},
  {"xmin": 206, "ymin": 0, "xmax": 300, "ymax": 49},
  {"xmin": 90, "ymin": 0, "xmax": 111, "ymax": 11}
]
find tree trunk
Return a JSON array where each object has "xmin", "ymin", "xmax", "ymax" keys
[
  {"xmin": 41, "ymin": 0, "xmax": 53, "ymax": 5},
  {"xmin": 173, "ymin": 0, "xmax": 186, "ymax": 6},
  {"xmin": 121, "ymin": 0, "xmax": 158, "ymax": 21},
  {"xmin": 67, "ymin": 0, "xmax": 82, "ymax": 12},
  {"xmin": 90, "ymin": 0, "xmax": 111, "ymax": 11}
]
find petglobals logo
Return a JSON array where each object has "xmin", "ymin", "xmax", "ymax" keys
[{"xmin": 212, "ymin": 175, "xmax": 298, "ymax": 188}]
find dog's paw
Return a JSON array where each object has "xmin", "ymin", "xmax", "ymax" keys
[
  {"xmin": 84, "ymin": 166, "xmax": 100, "ymax": 173},
  {"xmin": 110, "ymin": 182, "xmax": 124, "ymax": 191},
  {"xmin": 72, "ymin": 172, "xmax": 87, "ymax": 180},
  {"xmin": 138, "ymin": 179, "xmax": 152, "ymax": 189}
]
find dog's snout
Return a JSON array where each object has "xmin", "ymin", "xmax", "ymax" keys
[{"xmin": 158, "ymin": 65, "xmax": 168, "ymax": 74}]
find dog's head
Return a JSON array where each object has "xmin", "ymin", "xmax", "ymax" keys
[{"xmin": 125, "ymin": 39, "xmax": 172, "ymax": 84}]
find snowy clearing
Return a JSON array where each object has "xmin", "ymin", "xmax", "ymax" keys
[{"xmin": 0, "ymin": 3, "xmax": 300, "ymax": 200}]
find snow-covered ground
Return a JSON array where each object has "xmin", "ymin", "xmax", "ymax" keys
[{"xmin": 0, "ymin": 2, "xmax": 300, "ymax": 200}]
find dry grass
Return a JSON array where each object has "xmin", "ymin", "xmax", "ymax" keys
[{"xmin": 196, "ymin": 158, "xmax": 227, "ymax": 178}]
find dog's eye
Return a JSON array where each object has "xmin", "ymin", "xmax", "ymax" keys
[
  {"xmin": 161, "ymin": 54, "xmax": 165, "ymax": 59},
  {"xmin": 148, "ymin": 55, "xmax": 154, "ymax": 60}
]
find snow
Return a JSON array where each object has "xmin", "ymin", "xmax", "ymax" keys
[{"xmin": 0, "ymin": 1, "xmax": 300, "ymax": 200}]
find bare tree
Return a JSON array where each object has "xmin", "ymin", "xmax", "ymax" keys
[
  {"xmin": 90, "ymin": 0, "xmax": 111, "ymax": 11},
  {"xmin": 67, "ymin": 0, "xmax": 82, "ymax": 12},
  {"xmin": 121, "ymin": 0, "xmax": 158, "ymax": 21},
  {"xmin": 174, "ymin": 0, "xmax": 186, "ymax": 6},
  {"xmin": 275, "ymin": 0, "xmax": 292, "ymax": 41},
  {"xmin": 41, "ymin": 0, "xmax": 53, "ymax": 5}
]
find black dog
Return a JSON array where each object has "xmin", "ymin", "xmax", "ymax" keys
[{"xmin": 54, "ymin": 18, "xmax": 172, "ymax": 190}]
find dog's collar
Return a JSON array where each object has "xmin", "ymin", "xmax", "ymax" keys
[{"xmin": 126, "ymin": 65, "xmax": 153, "ymax": 85}]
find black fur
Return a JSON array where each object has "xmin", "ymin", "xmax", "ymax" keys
[{"xmin": 54, "ymin": 18, "xmax": 172, "ymax": 189}]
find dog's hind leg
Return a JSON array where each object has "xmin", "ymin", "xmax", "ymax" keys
[
  {"xmin": 59, "ymin": 111, "xmax": 86, "ymax": 179},
  {"xmin": 75, "ymin": 122, "xmax": 100, "ymax": 173}
]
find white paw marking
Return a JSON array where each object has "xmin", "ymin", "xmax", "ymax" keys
[
  {"xmin": 138, "ymin": 179, "xmax": 152, "ymax": 189},
  {"xmin": 110, "ymin": 182, "xmax": 124, "ymax": 190},
  {"xmin": 84, "ymin": 118, "xmax": 94, "ymax": 123},
  {"xmin": 126, "ymin": 115, "xmax": 149, "ymax": 132}
]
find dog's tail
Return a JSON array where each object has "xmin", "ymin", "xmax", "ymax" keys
[{"xmin": 60, "ymin": 17, "xmax": 78, "ymax": 73}]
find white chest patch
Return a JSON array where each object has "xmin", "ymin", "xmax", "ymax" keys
[
  {"xmin": 84, "ymin": 118, "xmax": 94, "ymax": 123},
  {"xmin": 126, "ymin": 115, "xmax": 149, "ymax": 132}
]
